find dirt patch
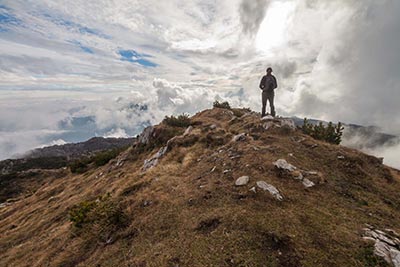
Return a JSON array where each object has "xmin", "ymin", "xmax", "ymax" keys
[{"xmin": 195, "ymin": 218, "xmax": 221, "ymax": 234}]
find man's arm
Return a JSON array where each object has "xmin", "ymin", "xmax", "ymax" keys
[
  {"xmin": 259, "ymin": 76, "xmax": 266, "ymax": 90},
  {"xmin": 272, "ymin": 76, "xmax": 278, "ymax": 89}
]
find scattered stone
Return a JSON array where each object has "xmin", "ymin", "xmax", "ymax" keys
[
  {"xmin": 292, "ymin": 171, "xmax": 303, "ymax": 180},
  {"xmin": 337, "ymin": 155, "xmax": 345, "ymax": 160},
  {"xmin": 210, "ymin": 166, "xmax": 216, "ymax": 173},
  {"xmin": 288, "ymin": 153, "xmax": 294, "ymax": 157},
  {"xmin": 363, "ymin": 225, "xmax": 400, "ymax": 267},
  {"xmin": 223, "ymin": 169, "xmax": 231, "ymax": 174},
  {"xmin": 209, "ymin": 124, "xmax": 217, "ymax": 130},
  {"xmin": 311, "ymin": 144, "xmax": 318, "ymax": 149},
  {"xmin": 249, "ymin": 187, "xmax": 257, "ymax": 193},
  {"xmin": 232, "ymin": 133, "xmax": 246, "ymax": 142},
  {"xmin": 141, "ymin": 200, "xmax": 152, "ymax": 207},
  {"xmin": 273, "ymin": 159, "xmax": 297, "ymax": 172},
  {"xmin": 256, "ymin": 181, "xmax": 283, "ymax": 201},
  {"xmin": 302, "ymin": 178, "xmax": 315, "ymax": 188},
  {"xmin": 235, "ymin": 176, "xmax": 250, "ymax": 186}
]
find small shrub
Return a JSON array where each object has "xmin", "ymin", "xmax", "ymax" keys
[
  {"xmin": 92, "ymin": 149, "xmax": 122, "ymax": 167},
  {"xmin": 301, "ymin": 118, "xmax": 344, "ymax": 145},
  {"xmin": 69, "ymin": 157, "xmax": 91, "ymax": 174},
  {"xmin": 163, "ymin": 114, "xmax": 191, "ymax": 128},
  {"xmin": 213, "ymin": 100, "xmax": 231, "ymax": 109},
  {"xmin": 69, "ymin": 194, "xmax": 128, "ymax": 242}
]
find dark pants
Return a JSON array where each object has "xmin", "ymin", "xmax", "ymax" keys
[{"xmin": 262, "ymin": 90, "xmax": 275, "ymax": 117}]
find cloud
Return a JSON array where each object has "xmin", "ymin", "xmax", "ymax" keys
[
  {"xmin": 239, "ymin": 0, "xmax": 270, "ymax": 36},
  {"xmin": 0, "ymin": 0, "xmax": 400, "ymax": 163}
]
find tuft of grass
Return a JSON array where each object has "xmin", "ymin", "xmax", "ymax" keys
[
  {"xmin": 301, "ymin": 118, "xmax": 344, "ymax": 144},
  {"xmin": 213, "ymin": 100, "xmax": 231, "ymax": 109},
  {"xmin": 163, "ymin": 114, "xmax": 192, "ymax": 128}
]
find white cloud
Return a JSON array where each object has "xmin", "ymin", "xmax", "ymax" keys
[{"xmin": 0, "ymin": 0, "xmax": 399, "ymax": 162}]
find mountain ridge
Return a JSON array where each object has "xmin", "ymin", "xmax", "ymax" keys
[{"xmin": 1, "ymin": 107, "xmax": 400, "ymax": 267}]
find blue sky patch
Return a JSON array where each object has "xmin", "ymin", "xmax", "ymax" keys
[
  {"xmin": 41, "ymin": 13, "xmax": 110, "ymax": 39},
  {"xmin": 118, "ymin": 49, "xmax": 157, "ymax": 67},
  {"xmin": 68, "ymin": 40, "xmax": 94, "ymax": 54},
  {"xmin": 0, "ymin": 5, "xmax": 22, "ymax": 32}
]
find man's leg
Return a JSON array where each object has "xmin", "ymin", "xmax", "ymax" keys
[
  {"xmin": 268, "ymin": 93, "xmax": 275, "ymax": 117},
  {"xmin": 261, "ymin": 91, "xmax": 267, "ymax": 117}
]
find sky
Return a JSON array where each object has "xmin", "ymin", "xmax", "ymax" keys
[{"xmin": 0, "ymin": 0, "xmax": 399, "ymax": 166}]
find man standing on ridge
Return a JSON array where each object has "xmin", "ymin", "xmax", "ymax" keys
[{"xmin": 259, "ymin": 67, "xmax": 278, "ymax": 117}]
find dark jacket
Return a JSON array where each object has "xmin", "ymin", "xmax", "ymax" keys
[{"xmin": 259, "ymin": 75, "xmax": 277, "ymax": 92}]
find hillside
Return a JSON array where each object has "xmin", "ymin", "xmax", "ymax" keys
[{"xmin": 1, "ymin": 107, "xmax": 400, "ymax": 267}]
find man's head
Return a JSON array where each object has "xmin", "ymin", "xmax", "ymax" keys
[{"xmin": 266, "ymin": 67, "xmax": 272, "ymax": 75}]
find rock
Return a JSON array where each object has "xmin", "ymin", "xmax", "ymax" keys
[
  {"xmin": 337, "ymin": 155, "xmax": 345, "ymax": 160},
  {"xmin": 261, "ymin": 117, "xmax": 296, "ymax": 130},
  {"xmin": 363, "ymin": 226, "xmax": 400, "ymax": 267},
  {"xmin": 302, "ymin": 178, "xmax": 315, "ymax": 188},
  {"xmin": 232, "ymin": 133, "xmax": 246, "ymax": 142},
  {"xmin": 261, "ymin": 115, "xmax": 275, "ymax": 120},
  {"xmin": 280, "ymin": 119, "xmax": 296, "ymax": 129},
  {"xmin": 184, "ymin": 126, "xmax": 193, "ymax": 136},
  {"xmin": 256, "ymin": 181, "xmax": 283, "ymax": 201},
  {"xmin": 249, "ymin": 187, "xmax": 257, "ymax": 193},
  {"xmin": 391, "ymin": 249, "xmax": 400, "ymax": 267},
  {"xmin": 273, "ymin": 159, "xmax": 297, "ymax": 172},
  {"xmin": 143, "ymin": 146, "xmax": 168, "ymax": 171},
  {"xmin": 292, "ymin": 171, "xmax": 303, "ymax": 180},
  {"xmin": 235, "ymin": 176, "xmax": 250, "ymax": 186},
  {"xmin": 209, "ymin": 124, "xmax": 217, "ymax": 130},
  {"xmin": 138, "ymin": 126, "xmax": 155, "ymax": 145}
]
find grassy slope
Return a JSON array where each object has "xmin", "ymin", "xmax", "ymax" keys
[{"xmin": 1, "ymin": 108, "xmax": 399, "ymax": 267}]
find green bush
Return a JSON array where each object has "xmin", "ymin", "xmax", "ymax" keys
[
  {"xmin": 69, "ymin": 194, "xmax": 128, "ymax": 242},
  {"xmin": 301, "ymin": 118, "xmax": 344, "ymax": 145},
  {"xmin": 69, "ymin": 157, "xmax": 91, "ymax": 174},
  {"xmin": 213, "ymin": 100, "xmax": 231, "ymax": 109},
  {"xmin": 92, "ymin": 149, "xmax": 121, "ymax": 167},
  {"xmin": 163, "ymin": 114, "xmax": 191, "ymax": 128}
]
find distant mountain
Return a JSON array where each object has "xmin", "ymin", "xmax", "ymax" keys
[
  {"xmin": 23, "ymin": 137, "xmax": 135, "ymax": 160},
  {"xmin": 0, "ymin": 137, "xmax": 135, "ymax": 175}
]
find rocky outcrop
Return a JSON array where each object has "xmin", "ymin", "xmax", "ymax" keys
[
  {"xmin": 363, "ymin": 225, "xmax": 400, "ymax": 267},
  {"xmin": 262, "ymin": 116, "xmax": 296, "ymax": 130}
]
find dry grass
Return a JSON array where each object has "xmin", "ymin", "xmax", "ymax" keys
[{"xmin": 1, "ymin": 108, "xmax": 398, "ymax": 267}]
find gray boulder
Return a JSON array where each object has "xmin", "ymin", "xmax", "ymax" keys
[
  {"xmin": 256, "ymin": 181, "xmax": 283, "ymax": 201},
  {"xmin": 235, "ymin": 176, "xmax": 250, "ymax": 186}
]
